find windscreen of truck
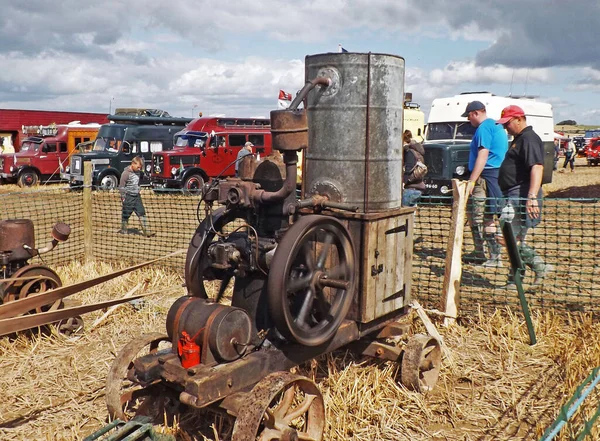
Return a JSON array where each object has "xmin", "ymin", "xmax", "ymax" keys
[
  {"xmin": 93, "ymin": 126, "xmax": 125, "ymax": 152},
  {"xmin": 426, "ymin": 122, "xmax": 476, "ymax": 141},
  {"xmin": 174, "ymin": 131, "xmax": 208, "ymax": 148},
  {"xmin": 20, "ymin": 139, "xmax": 42, "ymax": 152}
]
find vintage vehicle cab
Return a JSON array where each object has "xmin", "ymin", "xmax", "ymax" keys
[
  {"xmin": 422, "ymin": 92, "xmax": 555, "ymax": 197},
  {"xmin": 586, "ymin": 137, "xmax": 600, "ymax": 166},
  {"xmin": 63, "ymin": 111, "xmax": 192, "ymax": 190},
  {"xmin": 403, "ymin": 93, "xmax": 425, "ymax": 142},
  {"xmin": 0, "ymin": 122, "xmax": 100, "ymax": 187},
  {"xmin": 151, "ymin": 117, "xmax": 272, "ymax": 193}
]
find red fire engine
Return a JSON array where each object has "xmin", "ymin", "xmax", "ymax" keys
[
  {"xmin": 0, "ymin": 109, "xmax": 108, "ymax": 152},
  {"xmin": 0, "ymin": 122, "xmax": 101, "ymax": 186},
  {"xmin": 151, "ymin": 117, "xmax": 273, "ymax": 193}
]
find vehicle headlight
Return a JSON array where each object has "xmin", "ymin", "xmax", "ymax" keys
[
  {"xmin": 440, "ymin": 185, "xmax": 450, "ymax": 194},
  {"xmin": 146, "ymin": 164, "xmax": 151, "ymax": 173},
  {"xmin": 9, "ymin": 165, "xmax": 14, "ymax": 173},
  {"xmin": 65, "ymin": 166, "xmax": 70, "ymax": 173},
  {"xmin": 171, "ymin": 167, "xmax": 178, "ymax": 176},
  {"xmin": 455, "ymin": 165, "xmax": 466, "ymax": 176},
  {"xmin": 156, "ymin": 165, "xmax": 161, "ymax": 174}
]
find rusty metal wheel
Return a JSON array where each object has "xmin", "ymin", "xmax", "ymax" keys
[
  {"xmin": 231, "ymin": 372, "xmax": 325, "ymax": 441},
  {"xmin": 1, "ymin": 265, "xmax": 63, "ymax": 313},
  {"xmin": 106, "ymin": 333, "xmax": 179, "ymax": 422},
  {"xmin": 267, "ymin": 215, "xmax": 355, "ymax": 347},
  {"xmin": 56, "ymin": 316, "xmax": 85, "ymax": 336},
  {"xmin": 400, "ymin": 334, "xmax": 442, "ymax": 392}
]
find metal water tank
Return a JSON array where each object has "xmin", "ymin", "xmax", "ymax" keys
[{"xmin": 304, "ymin": 52, "xmax": 405, "ymax": 212}]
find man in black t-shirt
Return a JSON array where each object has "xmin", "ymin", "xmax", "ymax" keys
[{"xmin": 496, "ymin": 105, "xmax": 552, "ymax": 286}]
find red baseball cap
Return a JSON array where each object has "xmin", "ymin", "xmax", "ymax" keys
[{"xmin": 496, "ymin": 105, "xmax": 525, "ymax": 124}]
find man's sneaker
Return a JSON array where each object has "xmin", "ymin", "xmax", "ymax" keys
[
  {"xmin": 143, "ymin": 231, "xmax": 157, "ymax": 237},
  {"xmin": 498, "ymin": 282, "xmax": 517, "ymax": 291},
  {"xmin": 533, "ymin": 263, "xmax": 555, "ymax": 285},
  {"xmin": 117, "ymin": 229, "xmax": 130, "ymax": 235},
  {"xmin": 482, "ymin": 254, "xmax": 503, "ymax": 268}
]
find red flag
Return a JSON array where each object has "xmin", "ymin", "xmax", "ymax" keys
[{"xmin": 278, "ymin": 90, "xmax": 292, "ymax": 101}]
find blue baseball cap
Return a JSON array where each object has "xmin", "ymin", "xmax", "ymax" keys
[{"xmin": 461, "ymin": 101, "xmax": 486, "ymax": 117}]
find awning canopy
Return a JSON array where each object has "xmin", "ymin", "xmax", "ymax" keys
[{"xmin": 553, "ymin": 132, "xmax": 570, "ymax": 140}]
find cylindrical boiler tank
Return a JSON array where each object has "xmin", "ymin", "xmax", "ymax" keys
[
  {"xmin": 304, "ymin": 52, "xmax": 405, "ymax": 212},
  {"xmin": 0, "ymin": 219, "xmax": 35, "ymax": 261}
]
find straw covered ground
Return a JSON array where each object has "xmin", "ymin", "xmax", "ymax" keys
[
  {"xmin": 1, "ymin": 157, "xmax": 600, "ymax": 440},
  {"xmin": 0, "ymin": 261, "xmax": 600, "ymax": 441}
]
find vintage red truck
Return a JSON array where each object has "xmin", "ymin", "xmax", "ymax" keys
[
  {"xmin": 0, "ymin": 122, "xmax": 101, "ymax": 186},
  {"xmin": 150, "ymin": 116, "xmax": 273, "ymax": 193},
  {"xmin": 0, "ymin": 109, "xmax": 108, "ymax": 152},
  {"xmin": 586, "ymin": 137, "xmax": 600, "ymax": 166}
]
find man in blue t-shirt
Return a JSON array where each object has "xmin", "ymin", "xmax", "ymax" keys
[{"xmin": 462, "ymin": 101, "xmax": 508, "ymax": 267}]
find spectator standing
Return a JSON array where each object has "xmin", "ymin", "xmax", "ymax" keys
[
  {"xmin": 236, "ymin": 142, "xmax": 254, "ymax": 176},
  {"xmin": 559, "ymin": 138, "xmax": 575, "ymax": 172},
  {"xmin": 462, "ymin": 101, "xmax": 508, "ymax": 267},
  {"xmin": 497, "ymin": 105, "xmax": 552, "ymax": 286},
  {"xmin": 553, "ymin": 139, "xmax": 560, "ymax": 171},
  {"xmin": 402, "ymin": 130, "xmax": 426, "ymax": 207},
  {"xmin": 118, "ymin": 156, "xmax": 155, "ymax": 237}
]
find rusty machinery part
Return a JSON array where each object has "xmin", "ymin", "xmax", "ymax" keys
[
  {"xmin": 0, "ymin": 249, "xmax": 186, "ymax": 320},
  {"xmin": 56, "ymin": 315, "xmax": 84, "ymax": 336},
  {"xmin": 0, "ymin": 292, "xmax": 150, "ymax": 337},
  {"xmin": 185, "ymin": 207, "xmax": 245, "ymax": 300},
  {"xmin": 231, "ymin": 371, "xmax": 325, "ymax": 441},
  {"xmin": 51, "ymin": 222, "xmax": 71, "ymax": 242},
  {"xmin": 1, "ymin": 265, "xmax": 63, "ymax": 312},
  {"xmin": 106, "ymin": 333, "xmax": 181, "ymax": 423},
  {"xmin": 400, "ymin": 334, "xmax": 442, "ymax": 393},
  {"xmin": 270, "ymin": 109, "xmax": 308, "ymax": 152},
  {"xmin": 166, "ymin": 297, "xmax": 252, "ymax": 364},
  {"xmin": 267, "ymin": 215, "xmax": 356, "ymax": 347},
  {"xmin": 0, "ymin": 219, "xmax": 35, "ymax": 261}
]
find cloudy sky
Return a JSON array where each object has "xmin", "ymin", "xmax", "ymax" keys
[{"xmin": 1, "ymin": 0, "xmax": 599, "ymax": 124}]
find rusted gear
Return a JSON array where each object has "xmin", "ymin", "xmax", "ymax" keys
[
  {"xmin": 232, "ymin": 371, "xmax": 325, "ymax": 441},
  {"xmin": 267, "ymin": 215, "xmax": 355, "ymax": 347},
  {"xmin": 1, "ymin": 265, "xmax": 63, "ymax": 313},
  {"xmin": 400, "ymin": 334, "xmax": 442, "ymax": 393},
  {"xmin": 106, "ymin": 333, "xmax": 178, "ymax": 422}
]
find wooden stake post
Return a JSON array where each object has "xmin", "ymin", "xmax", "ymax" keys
[
  {"xmin": 83, "ymin": 161, "xmax": 93, "ymax": 262},
  {"xmin": 440, "ymin": 179, "xmax": 470, "ymax": 326}
]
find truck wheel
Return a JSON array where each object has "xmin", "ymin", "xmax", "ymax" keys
[
  {"xmin": 98, "ymin": 173, "xmax": 119, "ymax": 191},
  {"xmin": 182, "ymin": 174, "xmax": 204, "ymax": 196},
  {"xmin": 18, "ymin": 171, "xmax": 39, "ymax": 187}
]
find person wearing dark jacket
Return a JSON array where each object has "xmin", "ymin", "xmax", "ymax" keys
[
  {"xmin": 497, "ymin": 105, "xmax": 552, "ymax": 287},
  {"xmin": 118, "ymin": 156, "xmax": 155, "ymax": 237},
  {"xmin": 402, "ymin": 130, "xmax": 426, "ymax": 207}
]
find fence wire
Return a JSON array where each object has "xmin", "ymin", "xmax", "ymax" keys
[
  {"xmin": 1, "ymin": 186, "xmax": 600, "ymax": 319},
  {"xmin": 414, "ymin": 196, "xmax": 600, "ymax": 317}
]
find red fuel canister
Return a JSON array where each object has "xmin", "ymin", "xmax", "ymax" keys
[{"xmin": 177, "ymin": 331, "xmax": 201, "ymax": 368}]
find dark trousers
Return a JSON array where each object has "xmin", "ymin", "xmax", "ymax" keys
[
  {"xmin": 122, "ymin": 194, "xmax": 146, "ymax": 223},
  {"xmin": 563, "ymin": 154, "xmax": 575, "ymax": 170}
]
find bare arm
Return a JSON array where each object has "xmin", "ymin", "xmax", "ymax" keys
[
  {"xmin": 468, "ymin": 148, "xmax": 489, "ymax": 194},
  {"xmin": 526, "ymin": 164, "xmax": 544, "ymax": 219}
]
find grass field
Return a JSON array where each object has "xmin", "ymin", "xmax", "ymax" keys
[{"xmin": 1, "ymin": 160, "xmax": 600, "ymax": 440}]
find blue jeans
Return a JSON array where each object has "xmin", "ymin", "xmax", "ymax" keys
[{"xmin": 402, "ymin": 188, "xmax": 422, "ymax": 207}]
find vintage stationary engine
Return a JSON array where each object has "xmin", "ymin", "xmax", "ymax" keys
[
  {"xmin": 0, "ymin": 219, "xmax": 71, "ymax": 310},
  {"xmin": 106, "ymin": 52, "xmax": 442, "ymax": 441}
]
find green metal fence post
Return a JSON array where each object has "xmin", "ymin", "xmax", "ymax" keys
[{"xmin": 501, "ymin": 220, "xmax": 536, "ymax": 345}]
